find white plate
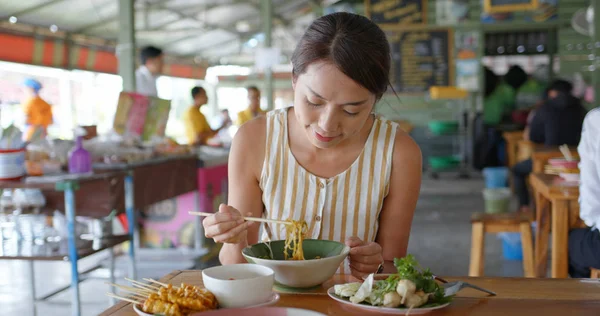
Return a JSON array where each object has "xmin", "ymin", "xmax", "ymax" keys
[
  {"xmin": 133, "ymin": 292, "xmax": 280, "ymax": 315},
  {"xmin": 327, "ymin": 287, "xmax": 450, "ymax": 315}
]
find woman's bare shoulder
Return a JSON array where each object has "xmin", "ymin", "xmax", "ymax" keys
[
  {"xmin": 230, "ymin": 116, "xmax": 268, "ymax": 178},
  {"xmin": 391, "ymin": 128, "xmax": 422, "ymax": 169}
]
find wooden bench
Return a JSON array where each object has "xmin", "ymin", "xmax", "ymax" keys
[{"xmin": 469, "ymin": 211, "xmax": 535, "ymax": 278}]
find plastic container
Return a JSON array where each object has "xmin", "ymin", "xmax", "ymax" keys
[
  {"xmin": 428, "ymin": 155, "xmax": 460, "ymax": 170},
  {"xmin": 499, "ymin": 232, "xmax": 523, "ymax": 261},
  {"xmin": 0, "ymin": 148, "xmax": 26, "ymax": 180},
  {"xmin": 68, "ymin": 136, "xmax": 92, "ymax": 174},
  {"xmin": 483, "ymin": 167, "xmax": 509, "ymax": 188},
  {"xmin": 428, "ymin": 121, "xmax": 459, "ymax": 135},
  {"xmin": 483, "ymin": 188, "xmax": 511, "ymax": 214},
  {"xmin": 548, "ymin": 158, "xmax": 579, "ymax": 170}
]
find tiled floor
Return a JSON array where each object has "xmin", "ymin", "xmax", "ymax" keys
[{"xmin": 0, "ymin": 174, "xmax": 530, "ymax": 315}]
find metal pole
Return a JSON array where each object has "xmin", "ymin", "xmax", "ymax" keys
[
  {"xmin": 29, "ymin": 261, "xmax": 37, "ymax": 315},
  {"xmin": 261, "ymin": 0, "xmax": 274, "ymax": 111},
  {"xmin": 118, "ymin": 0, "xmax": 136, "ymax": 92},
  {"xmin": 108, "ymin": 247, "xmax": 116, "ymax": 306},
  {"xmin": 64, "ymin": 186, "xmax": 81, "ymax": 316},
  {"xmin": 193, "ymin": 191, "xmax": 203, "ymax": 251},
  {"xmin": 125, "ymin": 173, "xmax": 137, "ymax": 280}
]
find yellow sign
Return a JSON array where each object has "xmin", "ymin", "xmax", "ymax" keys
[{"xmin": 484, "ymin": 0, "xmax": 539, "ymax": 14}]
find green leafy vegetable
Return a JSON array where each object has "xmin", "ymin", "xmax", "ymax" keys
[
  {"xmin": 395, "ymin": 255, "xmax": 454, "ymax": 305},
  {"xmin": 369, "ymin": 255, "xmax": 453, "ymax": 307}
]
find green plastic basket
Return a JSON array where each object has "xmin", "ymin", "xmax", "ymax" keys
[
  {"xmin": 428, "ymin": 121, "xmax": 459, "ymax": 135},
  {"xmin": 428, "ymin": 155, "xmax": 460, "ymax": 170}
]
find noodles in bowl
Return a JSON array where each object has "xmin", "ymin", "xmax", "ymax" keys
[
  {"xmin": 242, "ymin": 220, "xmax": 350, "ymax": 288},
  {"xmin": 283, "ymin": 220, "xmax": 308, "ymax": 261}
]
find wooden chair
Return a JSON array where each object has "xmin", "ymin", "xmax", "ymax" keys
[
  {"xmin": 591, "ymin": 268, "xmax": 600, "ymax": 279},
  {"xmin": 469, "ymin": 212, "xmax": 535, "ymax": 278}
]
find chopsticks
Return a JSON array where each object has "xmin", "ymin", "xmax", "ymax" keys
[
  {"xmin": 188, "ymin": 211, "xmax": 291, "ymax": 225},
  {"xmin": 559, "ymin": 144, "xmax": 574, "ymax": 161}
]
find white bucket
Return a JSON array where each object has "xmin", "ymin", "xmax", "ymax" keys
[{"xmin": 0, "ymin": 148, "xmax": 26, "ymax": 180}]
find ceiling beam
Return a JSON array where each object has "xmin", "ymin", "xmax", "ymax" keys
[
  {"xmin": 1, "ymin": 0, "xmax": 69, "ymax": 19},
  {"xmin": 73, "ymin": 2, "xmax": 215, "ymax": 33}
]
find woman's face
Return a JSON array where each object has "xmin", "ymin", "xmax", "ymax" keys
[{"xmin": 292, "ymin": 61, "xmax": 376, "ymax": 149}]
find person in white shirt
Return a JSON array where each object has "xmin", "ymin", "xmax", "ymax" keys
[
  {"xmin": 569, "ymin": 108, "xmax": 600, "ymax": 278},
  {"xmin": 135, "ymin": 46, "xmax": 163, "ymax": 97}
]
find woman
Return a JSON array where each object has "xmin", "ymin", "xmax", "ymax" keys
[{"xmin": 202, "ymin": 12, "xmax": 422, "ymax": 279}]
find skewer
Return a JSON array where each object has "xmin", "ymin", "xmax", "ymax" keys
[
  {"xmin": 125, "ymin": 278, "xmax": 161, "ymax": 291},
  {"xmin": 188, "ymin": 211, "xmax": 291, "ymax": 225},
  {"xmin": 106, "ymin": 282, "xmax": 153, "ymax": 296},
  {"xmin": 143, "ymin": 278, "xmax": 170, "ymax": 288},
  {"xmin": 105, "ymin": 292, "xmax": 143, "ymax": 305}
]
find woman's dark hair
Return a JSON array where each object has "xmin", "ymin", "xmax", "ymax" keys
[
  {"xmin": 246, "ymin": 86, "xmax": 260, "ymax": 93},
  {"xmin": 140, "ymin": 46, "xmax": 163, "ymax": 65},
  {"xmin": 484, "ymin": 67, "xmax": 499, "ymax": 98},
  {"xmin": 291, "ymin": 12, "xmax": 390, "ymax": 100},
  {"xmin": 191, "ymin": 86, "xmax": 205, "ymax": 99},
  {"xmin": 548, "ymin": 79, "xmax": 573, "ymax": 95},
  {"xmin": 504, "ymin": 65, "xmax": 528, "ymax": 91}
]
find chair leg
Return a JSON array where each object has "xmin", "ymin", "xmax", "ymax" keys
[
  {"xmin": 469, "ymin": 222, "xmax": 485, "ymax": 277},
  {"xmin": 520, "ymin": 222, "xmax": 535, "ymax": 278}
]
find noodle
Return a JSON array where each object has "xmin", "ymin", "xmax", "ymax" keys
[{"xmin": 283, "ymin": 220, "xmax": 308, "ymax": 260}]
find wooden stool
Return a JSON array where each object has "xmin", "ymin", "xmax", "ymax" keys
[
  {"xmin": 469, "ymin": 212, "xmax": 535, "ymax": 278},
  {"xmin": 591, "ymin": 268, "xmax": 600, "ymax": 278}
]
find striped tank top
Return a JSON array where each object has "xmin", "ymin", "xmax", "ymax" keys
[{"xmin": 259, "ymin": 108, "xmax": 398, "ymax": 273}]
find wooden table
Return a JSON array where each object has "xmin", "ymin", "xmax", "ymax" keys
[
  {"xmin": 531, "ymin": 145, "xmax": 579, "ymax": 173},
  {"xmin": 94, "ymin": 154, "xmax": 206, "ymax": 251},
  {"xmin": 502, "ymin": 131, "xmax": 524, "ymax": 191},
  {"xmin": 530, "ymin": 173, "xmax": 584, "ymax": 278},
  {"xmin": 100, "ymin": 270, "xmax": 600, "ymax": 315}
]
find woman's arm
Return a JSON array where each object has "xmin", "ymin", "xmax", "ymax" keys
[
  {"xmin": 218, "ymin": 117, "xmax": 266, "ymax": 264},
  {"xmin": 375, "ymin": 130, "xmax": 422, "ymax": 272}
]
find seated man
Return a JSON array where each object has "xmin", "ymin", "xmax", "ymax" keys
[
  {"xmin": 568, "ymin": 108, "xmax": 600, "ymax": 278},
  {"xmin": 236, "ymin": 86, "xmax": 266, "ymax": 126},
  {"xmin": 512, "ymin": 79, "xmax": 587, "ymax": 212}
]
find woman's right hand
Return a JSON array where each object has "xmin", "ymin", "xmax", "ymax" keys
[{"xmin": 202, "ymin": 204, "xmax": 254, "ymax": 244}]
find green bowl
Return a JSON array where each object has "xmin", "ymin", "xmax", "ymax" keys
[
  {"xmin": 428, "ymin": 121, "xmax": 459, "ymax": 135},
  {"xmin": 242, "ymin": 239, "xmax": 350, "ymax": 288}
]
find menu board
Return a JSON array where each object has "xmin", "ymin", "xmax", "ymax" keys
[
  {"xmin": 365, "ymin": 0, "xmax": 426, "ymax": 26},
  {"xmin": 142, "ymin": 98, "xmax": 171, "ymax": 139},
  {"xmin": 484, "ymin": 0, "xmax": 538, "ymax": 13},
  {"xmin": 388, "ymin": 29, "xmax": 453, "ymax": 93},
  {"xmin": 113, "ymin": 92, "xmax": 171, "ymax": 141}
]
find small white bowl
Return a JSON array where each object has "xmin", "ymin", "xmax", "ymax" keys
[{"xmin": 202, "ymin": 264, "xmax": 275, "ymax": 308}]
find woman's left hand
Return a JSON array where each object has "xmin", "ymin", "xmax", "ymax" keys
[{"xmin": 345, "ymin": 236, "xmax": 384, "ymax": 280}]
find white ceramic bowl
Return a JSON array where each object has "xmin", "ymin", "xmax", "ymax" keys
[{"xmin": 202, "ymin": 264, "xmax": 275, "ymax": 308}]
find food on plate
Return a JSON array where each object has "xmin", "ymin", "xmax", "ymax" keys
[
  {"xmin": 283, "ymin": 219, "xmax": 308, "ymax": 260},
  {"xmin": 107, "ymin": 279, "xmax": 218, "ymax": 316},
  {"xmin": 332, "ymin": 255, "xmax": 452, "ymax": 310}
]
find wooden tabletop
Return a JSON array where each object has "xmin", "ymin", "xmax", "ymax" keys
[
  {"xmin": 100, "ymin": 270, "xmax": 600, "ymax": 316},
  {"xmin": 530, "ymin": 173, "xmax": 579, "ymax": 200}
]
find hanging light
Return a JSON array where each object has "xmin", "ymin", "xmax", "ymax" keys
[
  {"xmin": 8, "ymin": 16, "xmax": 17, "ymax": 24},
  {"xmin": 49, "ymin": 24, "xmax": 58, "ymax": 33}
]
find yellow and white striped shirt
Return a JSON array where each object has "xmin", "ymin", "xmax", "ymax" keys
[{"xmin": 259, "ymin": 108, "xmax": 398, "ymax": 273}]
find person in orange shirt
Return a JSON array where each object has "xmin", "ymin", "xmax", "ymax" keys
[
  {"xmin": 236, "ymin": 86, "xmax": 266, "ymax": 126},
  {"xmin": 22, "ymin": 78, "xmax": 53, "ymax": 141},
  {"xmin": 184, "ymin": 86, "xmax": 229, "ymax": 145}
]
